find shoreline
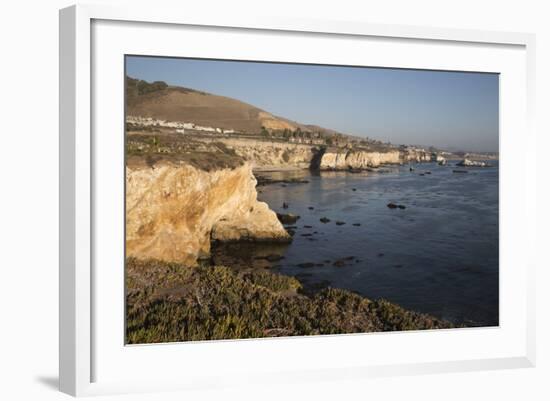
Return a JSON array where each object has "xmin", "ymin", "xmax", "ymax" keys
[
  {"xmin": 126, "ymin": 257, "xmax": 456, "ymax": 344},
  {"xmin": 253, "ymin": 165, "xmax": 308, "ymax": 173}
]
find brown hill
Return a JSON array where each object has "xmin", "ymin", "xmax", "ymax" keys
[
  {"xmin": 126, "ymin": 77, "xmax": 303, "ymax": 134},
  {"xmin": 125, "ymin": 77, "xmax": 347, "ymax": 136}
]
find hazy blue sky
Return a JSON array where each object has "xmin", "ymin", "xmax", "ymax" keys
[{"xmin": 126, "ymin": 56, "xmax": 499, "ymax": 152}]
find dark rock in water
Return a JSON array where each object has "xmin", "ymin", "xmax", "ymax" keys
[
  {"xmin": 387, "ymin": 203, "xmax": 398, "ymax": 209},
  {"xmin": 425, "ymin": 171, "xmax": 432, "ymax": 175},
  {"xmin": 313, "ymin": 231, "xmax": 318, "ymax": 234},
  {"xmin": 409, "ymin": 166, "xmax": 415, "ymax": 171},
  {"xmin": 282, "ymin": 202, "xmax": 289, "ymax": 209},
  {"xmin": 304, "ymin": 225, "xmax": 313, "ymax": 228},
  {"xmin": 335, "ymin": 221, "xmax": 346, "ymax": 226},
  {"xmin": 398, "ymin": 205, "xmax": 406, "ymax": 210},
  {"xmin": 419, "ymin": 173, "xmax": 425, "ymax": 176},
  {"xmin": 378, "ymin": 253, "xmax": 385, "ymax": 257},
  {"xmin": 308, "ymin": 206, "xmax": 314, "ymax": 210},
  {"xmin": 285, "ymin": 225, "xmax": 297, "ymax": 230},
  {"xmin": 277, "ymin": 213, "xmax": 300, "ymax": 224},
  {"xmin": 453, "ymin": 170, "xmax": 468, "ymax": 174},
  {"xmin": 352, "ymin": 223, "xmax": 361, "ymax": 226},
  {"xmin": 301, "ymin": 233, "xmax": 313, "ymax": 237},
  {"xmin": 265, "ymin": 254, "xmax": 284, "ymax": 262},
  {"xmin": 256, "ymin": 176, "xmax": 310, "ymax": 187},
  {"xmin": 255, "ymin": 254, "xmax": 285, "ymax": 262},
  {"xmin": 333, "ymin": 260, "xmax": 346, "ymax": 267},
  {"xmin": 320, "ymin": 217, "xmax": 331, "ymax": 223},
  {"xmin": 352, "ymin": 188, "xmax": 357, "ymax": 191},
  {"xmin": 307, "ymin": 238, "xmax": 318, "ymax": 241},
  {"xmin": 297, "ymin": 262, "xmax": 316, "ymax": 268}
]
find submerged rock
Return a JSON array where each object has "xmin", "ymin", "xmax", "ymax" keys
[
  {"xmin": 320, "ymin": 217, "xmax": 331, "ymax": 223},
  {"xmin": 265, "ymin": 254, "xmax": 284, "ymax": 262},
  {"xmin": 297, "ymin": 262, "xmax": 316, "ymax": 268},
  {"xmin": 335, "ymin": 221, "xmax": 346, "ymax": 226},
  {"xmin": 276, "ymin": 213, "xmax": 300, "ymax": 224}
]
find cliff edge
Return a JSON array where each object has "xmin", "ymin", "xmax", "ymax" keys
[{"xmin": 126, "ymin": 162, "xmax": 290, "ymax": 266}]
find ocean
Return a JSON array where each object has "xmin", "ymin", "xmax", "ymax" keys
[{"xmin": 211, "ymin": 161, "xmax": 499, "ymax": 327}]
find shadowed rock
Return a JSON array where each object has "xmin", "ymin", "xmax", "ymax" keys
[{"xmin": 277, "ymin": 213, "xmax": 300, "ymax": 224}]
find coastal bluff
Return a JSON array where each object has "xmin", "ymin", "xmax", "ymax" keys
[
  {"xmin": 319, "ymin": 148, "xmax": 401, "ymax": 170},
  {"xmin": 126, "ymin": 162, "xmax": 290, "ymax": 266}
]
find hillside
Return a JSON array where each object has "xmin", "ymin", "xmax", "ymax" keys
[
  {"xmin": 126, "ymin": 77, "xmax": 340, "ymax": 136},
  {"xmin": 127, "ymin": 77, "xmax": 303, "ymax": 133}
]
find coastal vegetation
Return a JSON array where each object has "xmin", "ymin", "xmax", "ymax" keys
[{"xmin": 126, "ymin": 258, "xmax": 453, "ymax": 344}]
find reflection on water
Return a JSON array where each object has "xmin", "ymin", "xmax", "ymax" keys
[
  {"xmin": 210, "ymin": 241, "xmax": 290, "ymax": 270},
  {"xmin": 212, "ymin": 162, "xmax": 499, "ymax": 327}
]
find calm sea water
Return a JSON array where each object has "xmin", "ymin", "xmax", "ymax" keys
[{"xmin": 212, "ymin": 161, "xmax": 499, "ymax": 326}]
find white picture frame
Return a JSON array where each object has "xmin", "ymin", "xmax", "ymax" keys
[{"xmin": 59, "ymin": 3, "xmax": 536, "ymax": 397}]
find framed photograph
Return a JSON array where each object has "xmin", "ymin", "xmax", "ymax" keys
[{"xmin": 59, "ymin": 4, "xmax": 536, "ymax": 396}]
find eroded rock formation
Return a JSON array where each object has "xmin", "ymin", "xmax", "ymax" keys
[
  {"xmin": 196, "ymin": 137, "xmax": 319, "ymax": 169},
  {"xmin": 319, "ymin": 148, "xmax": 401, "ymax": 170},
  {"xmin": 126, "ymin": 162, "xmax": 290, "ymax": 266}
]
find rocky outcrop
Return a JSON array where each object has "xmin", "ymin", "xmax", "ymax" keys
[
  {"xmin": 456, "ymin": 158, "xmax": 491, "ymax": 167},
  {"xmin": 126, "ymin": 162, "xmax": 290, "ymax": 266},
  {"xmin": 319, "ymin": 148, "xmax": 401, "ymax": 170},
  {"xmin": 402, "ymin": 149, "xmax": 432, "ymax": 163},
  {"xmin": 196, "ymin": 137, "xmax": 319, "ymax": 169}
]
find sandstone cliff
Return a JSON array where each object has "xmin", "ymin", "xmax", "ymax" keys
[
  {"xmin": 196, "ymin": 137, "xmax": 319, "ymax": 169},
  {"xmin": 126, "ymin": 162, "xmax": 290, "ymax": 266},
  {"xmin": 319, "ymin": 148, "xmax": 401, "ymax": 170}
]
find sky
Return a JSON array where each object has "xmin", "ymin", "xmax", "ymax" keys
[{"xmin": 126, "ymin": 56, "xmax": 499, "ymax": 153}]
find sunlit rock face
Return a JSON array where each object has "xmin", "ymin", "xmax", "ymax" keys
[
  {"xmin": 456, "ymin": 158, "xmax": 490, "ymax": 167},
  {"xmin": 126, "ymin": 162, "xmax": 290, "ymax": 266},
  {"xmin": 319, "ymin": 148, "xmax": 401, "ymax": 170},
  {"xmin": 196, "ymin": 137, "xmax": 318, "ymax": 169}
]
